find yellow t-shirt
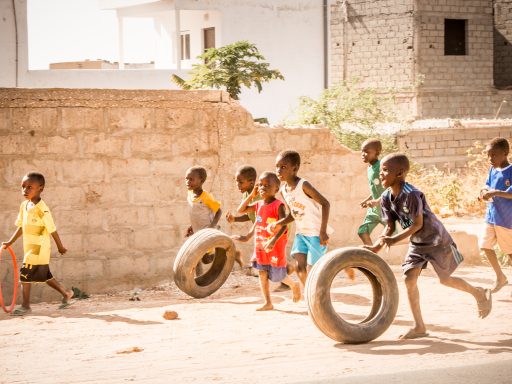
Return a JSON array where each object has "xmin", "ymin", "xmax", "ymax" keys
[
  {"xmin": 15, "ymin": 199, "xmax": 56, "ymax": 265},
  {"xmin": 187, "ymin": 190, "xmax": 221, "ymax": 232}
]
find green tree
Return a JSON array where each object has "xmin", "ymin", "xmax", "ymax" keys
[
  {"xmin": 171, "ymin": 41, "xmax": 284, "ymax": 100},
  {"xmin": 290, "ymin": 81, "xmax": 397, "ymax": 151}
]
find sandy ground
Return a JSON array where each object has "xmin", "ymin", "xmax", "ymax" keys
[{"xmin": 1, "ymin": 263, "xmax": 511, "ymax": 384}]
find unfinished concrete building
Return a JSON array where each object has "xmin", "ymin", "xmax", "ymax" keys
[{"xmin": 330, "ymin": 0, "xmax": 512, "ymax": 119}]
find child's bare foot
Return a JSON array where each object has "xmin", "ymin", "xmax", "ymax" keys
[
  {"xmin": 292, "ymin": 284, "xmax": 301, "ymax": 303},
  {"xmin": 256, "ymin": 303, "xmax": 274, "ymax": 311},
  {"xmin": 491, "ymin": 277, "xmax": 508, "ymax": 293},
  {"xmin": 399, "ymin": 328, "xmax": 429, "ymax": 340},
  {"xmin": 476, "ymin": 287, "xmax": 492, "ymax": 319},
  {"xmin": 59, "ymin": 290, "xmax": 76, "ymax": 309}
]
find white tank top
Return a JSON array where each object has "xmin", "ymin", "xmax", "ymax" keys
[{"xmin": 280, "ymin": 178, "xmax": 333, "ymax": 237}]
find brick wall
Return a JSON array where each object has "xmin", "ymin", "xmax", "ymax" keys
[
  {"xmin": 330, "ymin": 0, "xmax": 415, "ymax": 89},
  {"xmin": 494, "ymin": 0, "xmax": 512, "ymax": 88},
  {"xmin": 0, "ymin": 88, "xmax": 368, "ymax": 302},
  {"xmin": 397, "ymin": 120, "xmax": 512, "ymax": 168}
]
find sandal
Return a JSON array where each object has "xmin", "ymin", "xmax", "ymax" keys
[
  {"xmin": 477, "ymin": 288, "xmax": 492, "ymax": 319},
  {"xmin": 10, "ymin": 306, "xmax": 32, "ymax": 316}
]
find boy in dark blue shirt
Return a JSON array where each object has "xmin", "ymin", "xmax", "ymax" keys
[
  {"xmin": 366, "ymin": 153, "xmax": 492, "ymax": 339},
  {"xmin": 479, "ymin": 137, "xmax": 512, "ymax": 293}
]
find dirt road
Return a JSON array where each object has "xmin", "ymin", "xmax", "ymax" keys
[{"xmin": 1, "ymin": 265, "xmax": 511, "ymax": 383}]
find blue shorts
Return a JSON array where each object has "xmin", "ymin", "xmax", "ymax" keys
[
  {"xmin": 290, "ymin": 234, "xmax": 327, "ymax": 266},
  {"xmin": 252, "ymin": 262, "xmax": 287, "ymax": 283}
]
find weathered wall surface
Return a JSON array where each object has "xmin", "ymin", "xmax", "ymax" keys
[
  {"xmin": 494, "ymin": 0, "xmax": 512, "ymax": 88},
  {"xmin": 0, "ymin": 88, "xmax": 368, "ymax": 302},
  {"xmin": 397, "ymin": 120, "xmax": 512, "ymax": 168}
]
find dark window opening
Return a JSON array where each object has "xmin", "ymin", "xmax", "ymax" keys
[
  {"xmin": 203, "ymin": 27, "xmax": 215, "ymax": 52},
  {"xmin": 445, "ymin": 19, "xmax": 467, "ymax": 55}
]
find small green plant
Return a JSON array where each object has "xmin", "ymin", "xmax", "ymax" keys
[
  {"xmin": 289, "ymin": 81, "xmax": 397, "ymax": 151},
  {"xmin": 171, "ymin": 41, "xmax": 284, "ymax": 100}
]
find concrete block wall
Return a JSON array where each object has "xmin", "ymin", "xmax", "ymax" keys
[
  {"xmin": 397, "ymin": 121, "xmax": 512, "ymax": 168},
  {"xmin": 416, "ymin": 0, "xmax": 494, "ymax": 89},
  {"xmin": 0, "ymin": 88, "xmax": 368, "ymax": 302},
  {"xmin": 330, "ymin": 0, "xmax": 415, "ymax": 89},
  {"xmin": 494, "ymin": 0, "xmax": 512, "ymax": 88}
]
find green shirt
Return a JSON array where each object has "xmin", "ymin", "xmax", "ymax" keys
[
  {"xmin": 242, "ymin": 190, "xmax": 262, "ymax": 223},
  {"xmin": 368, "ymin": 160, "xmax": 385, "ymax": 216}
]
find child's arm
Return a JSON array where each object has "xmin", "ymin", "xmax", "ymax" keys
[
  {"xmin": 209, "ymin": 208, "xmax": 222, "ymax": 228},
  {"xmin": 2, "ymin": 227, "xmax": 23, "ymax": 248},
  {"xmin": 232, "ymin": 222, "xmax": 256, "ymax": 242},
  {"xmin": 481, "ymin": 189, "xmax": 512, "ymax": 200},
  {"xmin": 236, "ymin": 186, "xmax": 259, "ymax": 215},
  {"xmin": 263, "ymin": 204, "xmax": 288, "ymax": 252},
  {"xmin": 364, "ymin": 220, "xmax": 395, "ymax": 253},
  {"xmin": 226, "ymin": 211, "xmax": 251, "ymax": 223},
  {"xmin": 51, "ymin": 231, "xmax": 67, "ymax": 255},
  {"xmin": 302, "ymin": 181, "xmax": 330, "ymax": 245},
  {"xmin": 379, "ymin": 212, "xmax": 422, "ymax": 248}
]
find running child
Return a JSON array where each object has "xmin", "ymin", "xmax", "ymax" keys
[
  {"xmin": 358, "ymin": 139, "xmax": 386, "ymax": 246},
  {"xmin": 271, "ymin": 150, "xmax": 333, "ymax": 287},
  {"xmin": 479, "ymin": 137, "xmax": 512, "ymax": 293},
  {"xmin": 365, "ymin": 153, "xmax": 492, "ymax": 339},
  {"xmin": 185, "ymin": 166, "xmax": 222, "ymax": 267},
  {"xmin": 232, "ymin": 171, "xmax": 301, "ymax": 310},
  {"xmin": 2, "ymin": 172, "xmax": 73, "ymax": 316}
]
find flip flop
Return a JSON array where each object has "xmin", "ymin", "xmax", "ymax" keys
[
  {"xmin": 399, "ymin": 329, "xmax": 429, "ymax": 340},
  {"xmin": 59, "ymin": 299, "xmax": 76, "ymax": 309},
  {"xmin": 10, "ymin": 307, "xmax": 32, "ymax": 316},
  {"xmin": 477, "ymin": 288, "xmax": 492, "ymax": 319},
  {"xmin": 491, "ymin": 278, "xmax": 508, "ymax": 293}
]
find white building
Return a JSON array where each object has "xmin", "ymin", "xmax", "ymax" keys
[{"xmin": 0, "ymin": 0, "xmax": 330, "ymax": 123}]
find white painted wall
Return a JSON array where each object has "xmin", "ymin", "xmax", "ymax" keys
[{"xmin": 1, "ymin": 0, "xmax": 326, "ymax": 123}]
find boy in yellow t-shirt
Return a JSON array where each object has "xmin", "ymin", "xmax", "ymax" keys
[
  {"xmin": 2, "ymin": 172, "xmax": 72, "ymax": 316},
  {"xmin": 185, "ymin": 166, "xmax": 222, "ymax": 267}
]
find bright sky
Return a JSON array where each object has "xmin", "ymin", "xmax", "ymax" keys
[{"xmin": 28, "ymin": 0, "xmax": 157, "ymax": 69}]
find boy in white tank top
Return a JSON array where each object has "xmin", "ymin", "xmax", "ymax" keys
[{"xmin": 270, "ymin": 150, "xmax": 332, "ymax": 287}]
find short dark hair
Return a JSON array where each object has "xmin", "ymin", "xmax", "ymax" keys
[
  {"xmin": 236, "ymin": 165, "xmax": 257, "ymax": 182},
  {"xmin": 381, "ymin": 153, "xmax": 410, "ymax": 173},
  {"xmin": 361, "ymin": 138, "xmax": 382, "ymax": 153},
  {"xmin": 259, "ymin": 171, "xmax": 280, "ymax": 187},
  {"xmin": 25, "ymin": 172, "xmax": 45, "ymax": 186},
  {"xmin": 278, "ymin": 150, "xmax": 301, "ymax": 168},
  {"xmin": 487, "ymin": 137, "xmax": 510, "ymax": 154},
  {"xmin": 187, "ymin": 166, "xmax": 207, "ymax": 182}
]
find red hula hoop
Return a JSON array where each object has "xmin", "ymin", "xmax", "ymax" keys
[{"xmin": 0, "ymin": 246, "xmax": 19, "ymax": 313}]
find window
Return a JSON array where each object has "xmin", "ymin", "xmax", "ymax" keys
[
  {"xmin": 181, "ymin": 33, "xmax": 191, "ymax": 60},
  {"xmin": 445, "ymin": 19, "xmax": 467, "ymax": 55},
  {"xmin": 203, "ymin": 27, "xmax": 215, "ymax": 52}
]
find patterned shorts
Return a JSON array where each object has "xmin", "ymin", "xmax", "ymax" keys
[{"xmin": 20, "ymin": 264, "xmax": 53, "ymax": 283}]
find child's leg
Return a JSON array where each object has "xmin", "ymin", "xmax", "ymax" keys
[
  {"xmin": 294, "ymin": 253, "xmax": 308, "ymax": 287},
  {"xmin": 281, "ymin": 275, "xmax": 301, "ymax": 302},
  {"xmin": 234, "ymin": 250, "xmax": 244, "ymax": 268},
  {"xmin": 46, "ymin": 278, "xmax": 73, "ymax": 302},
  {"xmin": 401, "ymin": 268, "xmax": 428, "ymax": 339},
  {"xmin": 257, "ymin": 270, "xmax": 273, "ymax": 311},
  {"xmin": 482, "ymin": 248, "xmax": 508, "ymax": 292},
  {"xmin": 358, "ymin": 232, "xmax": 373, "ymax": 246},
  {"xmin": 438, "ymin": 274, "xmax": 492, "ymax": 318},
  {"xmin": 21, "ymin": 282, "xmax": 32, "ymax": 309}
]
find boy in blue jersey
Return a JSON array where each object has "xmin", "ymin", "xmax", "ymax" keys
[
  {"xmin": 365, "ymin": 153, "xmax": 492, "ymax": 339},
  {"xmin": 479, "ymin": 137, "xmax": 512, "ymax": 293}
]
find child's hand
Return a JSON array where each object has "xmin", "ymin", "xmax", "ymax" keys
[
  {"xmin": 360, "ymin": 198, "xmax": 370, "ymax": 208},
  {"xmin": 379, "ymin": 235, "xmax": 397, "ymax": 247},
  {"xmin": 263, "ymin": 238, "xmax": 276, "ymax": 252},
  {"xmin": 231, "ymin": 234, "xmax": 249, "ymax": 242},
  {"xmin": 226, "ymin": 211, "xmax": 235, "ymax": 223},
  {"xmin": 481, "ymin": 189, "xmax": 496, "ymax": 201},
  {"xmin": 319, "ymin": 231, "xmax": 329, "ymax": 246},
  {"xmin": 367, "ymin": 199, "xmax": 380, "ymax": 208},
  {"xmin": 363, "ymin": 243, "xmax": 382, "ymax": 253},
  {"xmin": 251, "ymin": 184, "xmax": 259, "ymax": 197},
  {"xmin": 185, "ymin": 226, "xmax": 194, "ymax": 237},
  {"xmin": 57, "ymin": 246, "xmax": 67, "ymax": 255},
  {"xmin": 1, "ymin": 241, "xmax": 12, "ymax": 249}
]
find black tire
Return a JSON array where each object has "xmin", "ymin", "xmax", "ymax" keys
[
  {"xmin": 305, "ymin": 247, "xmax": 399, "ymax": 344},
  {"xmin": 173, "ymin": 228, "xmax": 236, "ymax": 298}
]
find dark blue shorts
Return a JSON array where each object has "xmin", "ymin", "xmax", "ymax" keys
[{"xmin": 252, "ymin": 262, "xmax": 287, "ymax": 283}]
